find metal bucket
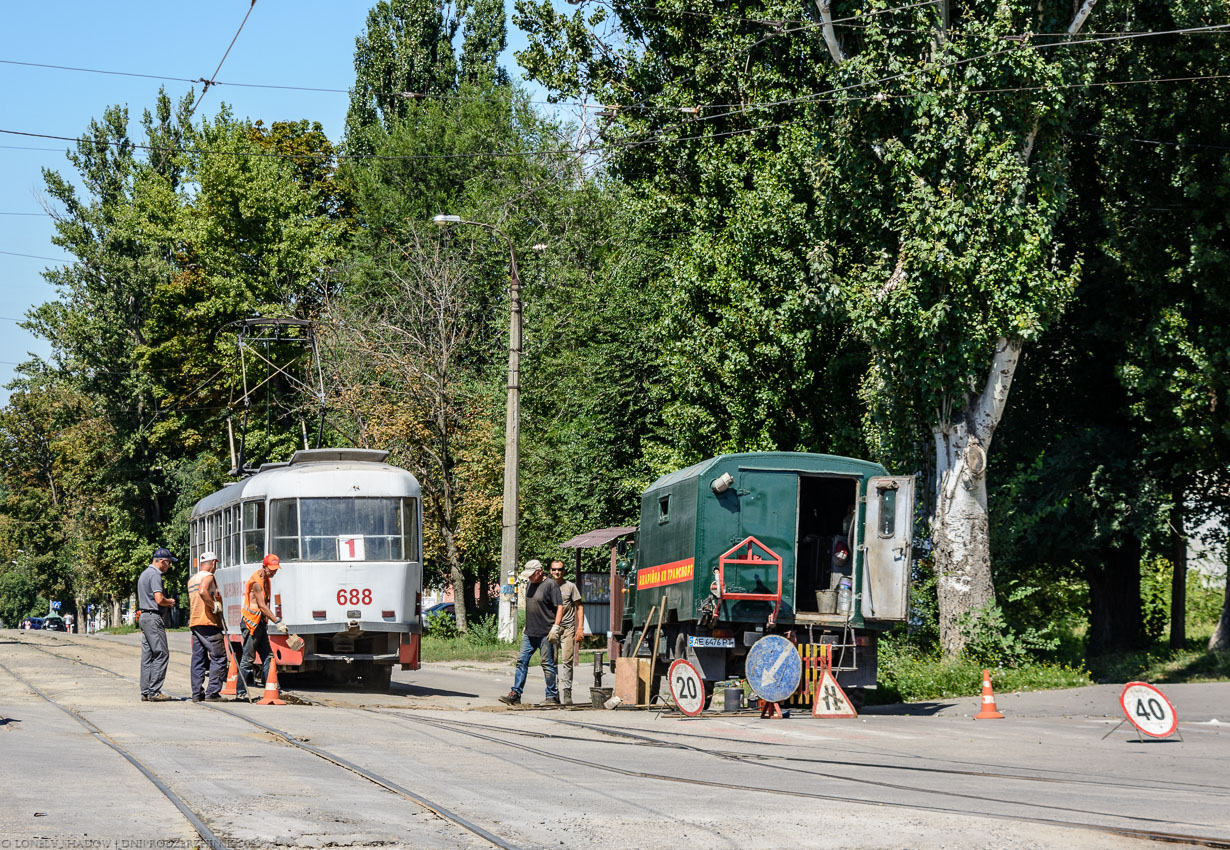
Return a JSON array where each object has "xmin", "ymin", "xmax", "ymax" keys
[
  {"xmin": 723, "ymin": 687, "xmax": 743, "ymax": 712},
  {"xmin": 817, "ymin": 590, "xmax": 837, "ymax": 614},
  {"xmin": 591, "ymin": 687, "xmax": 613, "ymax": 709}
]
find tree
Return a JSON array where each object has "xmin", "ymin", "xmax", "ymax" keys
[
  {"xmin": 15, "ymin": 90, "xmax": 344, "ymax": 608},
  {"xmin": 1072, "ymin": 0, "xmax": 1230, "ymax": 650},
  {"xmin": 325, "ymin": 231, "xmax": 489, "ymax": 631},
  {"xmin": 515, "ymin": 0, "xmax": 1098, "ymax": 653},
  {"xmin": 345, "ymin": 0, "xmax": 460, "ymax": 141}
]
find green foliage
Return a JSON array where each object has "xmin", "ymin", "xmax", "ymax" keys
[
  {"xmin": 465, "ymin": 613, "xmax": 501, "ymax": 646},
  {"xmin": 874, "ymin": 636, "xmax": 1091, "ymax": 704},
  {"xmin": 1141, "ymin": 559, "xmax": 1171, "ymax": 643},
  {"xmin": 0, "ymin": 559, "xmax": 43, "ymax": 626},
  {"xmin": 425, "ymin": 609, "xmax": 461, "ymax": 639},
  {"xmin": 956, "ymin": 600, "xmax": 1060, "ymax": 668},
  {"xmin": 1089, "ymin": 645, "xmax": 1230, "ymax": 685}
]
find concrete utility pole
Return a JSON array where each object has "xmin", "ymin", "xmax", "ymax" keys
[{"xmin": 433, "ymin": 214, "xmax": 522, "ymax": 643}]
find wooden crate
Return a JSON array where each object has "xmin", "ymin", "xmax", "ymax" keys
[{"xmin": 614, "ymin": 657, "xmax": 653, "ymax": 705}]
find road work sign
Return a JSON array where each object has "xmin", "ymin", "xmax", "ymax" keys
[
  {"xmin": 1120, "ymin": 681, "xmax": 1178, "ymax": 738},
  {"xmin": 812, "ymin": 669, "xmax": 858, "ymax": 718}
]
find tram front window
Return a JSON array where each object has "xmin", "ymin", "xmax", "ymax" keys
[{"xmin": 270, "ymin": 497, "xmax": 407, "ymax": 561}]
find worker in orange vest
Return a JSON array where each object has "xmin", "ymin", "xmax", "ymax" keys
[
  {"xmin": 239, "ymin": 554, "xmax": 288, "ymax": 696},
  {"xmin": 187, "ymin": 550, "xmax": 227, "ymax": 701}
]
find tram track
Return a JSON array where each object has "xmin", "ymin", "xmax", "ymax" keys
[
  {"xmin": 542, "ymin": 716, "xmax": 1230, "ymax": 798},
  {"xmin": 4, "ymin": 635, "xmax": 521, "ymax": 850},
  {"xmin": 12, "ymin": 633, "xmax": 1230, "ymax": 848},
  {"xmin": 0, "ymin": 659, "xmax": 230, "ymax": 850},
  {"xmin": 366, "ymin": 710, "xmax": 1230, "ymax": 849}
]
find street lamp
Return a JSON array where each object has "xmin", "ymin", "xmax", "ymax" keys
[{"xmin": 432, "ymin": 213, "xmax": 522, "ymax": 644}]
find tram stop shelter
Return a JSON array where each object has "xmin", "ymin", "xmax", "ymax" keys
[{"xmin": 561, "ymin": 526, "xmax": 637, "ymax": 661}]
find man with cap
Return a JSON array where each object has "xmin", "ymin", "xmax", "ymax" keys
[
  {"xmin": 137, "ymin": 547, "xmax": 178, "ymax": 702},
  {"xmin": 240, "ymin": 554, "xmax": 289, "ymax": 697},
  {"xmin": 499, "ymin": 559, "xmax": 563, "ymax": 707},
  {"xmin": 187, "ymin": 551, "xmax": 227, "ymax": 701}
]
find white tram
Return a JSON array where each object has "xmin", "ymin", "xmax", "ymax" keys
[{"xmin": 188, "ymin": 448, "xmax": 423, "ymax": 688}]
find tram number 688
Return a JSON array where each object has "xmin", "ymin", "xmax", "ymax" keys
[{"xmin": 337, "ymin": 588, "xmax": 372, "ymax": 605}]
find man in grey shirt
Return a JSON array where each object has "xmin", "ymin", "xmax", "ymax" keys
[
  {"xmin": 549, "ymin": 560, "xmax": 585, "ymax": 705},
  {"xmin": 138, "ymin": 547, "xmax": 178, "ymax": 702}
]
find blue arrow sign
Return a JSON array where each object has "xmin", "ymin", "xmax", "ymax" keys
[{"xmin": 745, "ymin": 634, "xmax": 802, "ymax": 704}]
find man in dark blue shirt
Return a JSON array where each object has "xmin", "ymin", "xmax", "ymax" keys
[
  {"xmin": 137, "ymin": 547, "xmax": 177, "ymax": 701},
  {"xmin": 499, "ymin": 559, "xmax": 563, "ymax": 706}
]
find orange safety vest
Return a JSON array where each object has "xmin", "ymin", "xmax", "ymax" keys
[
  {"xmin": 241, "ymin": 569, "xmax": 271, "ymax": 632},
  {"xmin": 187, "ymin": 570, "xmax": 222, "ymax": 628}
]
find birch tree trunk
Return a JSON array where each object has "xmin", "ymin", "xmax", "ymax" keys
[
  {"xmin": 933, "ymin": 337, "xmax": 1021, "ymax": 655},
  {"xmin": 1210, "ymin": 566, "xmax": 1230, "ymax": 653},
  {"xmin": 1168, "ymin": 490, "xmax": 1187, "ymax": 650}
]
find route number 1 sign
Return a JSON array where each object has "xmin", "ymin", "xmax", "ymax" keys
[
  {"xmin": 338, "ymin": 535, "xmax": 366, "ymax": 561},
  {"xmin": 1119, "ymin": 681, "xmax": 1178, "ymax": 739}
]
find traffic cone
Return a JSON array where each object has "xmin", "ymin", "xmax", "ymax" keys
[
  {"xmin": 257, "ymin": 657, "xmax": 286, "ymax": 706},
  {"xmin": 220, "ymin": 651, "xmax": 239, "ymax": 698},
  {"xmin": 974, "ymin": 669, "xmax": 1005, "ymax": 719}
]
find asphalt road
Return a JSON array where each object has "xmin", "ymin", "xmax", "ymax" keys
[{"xmin": 2, "ymin": 630, "xmax": 1227, "ymax": 850}]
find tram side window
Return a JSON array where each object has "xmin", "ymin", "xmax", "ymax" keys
[
  {"xmin": 209, "ymin": 512, "xmax": 223, "ymax": 564},
  {"xmin": 243, "ymin": 501, "xmax": 265, "ymax": 563},
  {"xmin": 405, "ymin": 498, "xmax": 420, "ymax": 562},
  {"xmin": 231, "ymin": 505, "xmax": 241, "ymax": 565},
  {"xmin": 270, "ymin": 499, "xmax": 300, "ymax": 561}
]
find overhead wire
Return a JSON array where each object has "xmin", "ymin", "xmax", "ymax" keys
[
  {"xmin": 3, "ymin": 15, "xmax": 1226, "ymax": 117},
  {"xmin": 187, "ymin": 0, "xmax": 258, "ymax": 119},
  {"xmin": 4, "ymin": 58, "xmax": 1229, "ymax": 171}
]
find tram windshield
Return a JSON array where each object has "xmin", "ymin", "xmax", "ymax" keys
[{"xmin": 269, "ymin": 497, "xmax": 418, "ymax": 562}]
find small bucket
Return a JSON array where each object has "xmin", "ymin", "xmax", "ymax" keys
[
  {"xmin": 817, "ymin": 590, "xmax": 837, "ymax": 614},
  {"xmin": 591, "ymin": 687, "xmax": 613, "ymax": 709}
]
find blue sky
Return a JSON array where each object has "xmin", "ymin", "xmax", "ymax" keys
[{"xmin": 0, "ymin": 1, "xmax": 551, "ymax": 403}]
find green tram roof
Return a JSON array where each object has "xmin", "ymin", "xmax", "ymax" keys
[{"xmin": 645, "ymin": 452, "xmax": 889, "ymax": 493}]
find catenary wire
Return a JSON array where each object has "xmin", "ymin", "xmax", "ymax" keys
[
  {"xmin": 188, "ymin": 0, "xmax": 259, "ymax": 119},
  {"xmin": 4, "ymin": 62, "xmax": 1229, "ymax": 170},
  {"xmin": 3, "ymin": 19, "xmax": 1227, "ymax": 118}
]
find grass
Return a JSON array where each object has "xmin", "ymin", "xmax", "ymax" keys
[
  {"xmin": 1087, "ymin": 618, "xmax": 1230, "ymax": 685},
  {"xmin": 98, "ymin": 624, "xmax": 190, "ymax": 635},
  {"xmin": 870, "ymin": 638, "xmax": 1093, "ymax": 705},
  {"xmin": 420, "ymin": 634, "xmax": 607, "ymax": 666},
  {"xmin": 869, "ymin": 585, "xmax": 1228, "ymax": 704},
  {"xmin": 1089, "ymin": 644, "xmax": 1230, "ymax": 684},
  {"xmin": 421, "ymin": 635, "xmax": 518, "ymax": 663}
]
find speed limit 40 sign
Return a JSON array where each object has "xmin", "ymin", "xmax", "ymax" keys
[{"xmin": 1119, "ymin": 681, "xmax": 1179, "ymax": 739}]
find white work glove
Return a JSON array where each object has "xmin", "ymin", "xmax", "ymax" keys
[
  {"xmin": 274, "ymin": 621, "xmax": 289, "ymax": 634},
  {"xmin": 547, "ymin": 624, "xmax": 562, "ymax": 645},
  {"xmin": 213, "ymin": 601, "xmax": 223, "ymax": 614}
]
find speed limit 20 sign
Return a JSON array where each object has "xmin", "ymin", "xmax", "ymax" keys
[
  {"xmin": 1119, "ymin": 681, "xmax": 1179, "ymax": 739},
  {"xmin": 668, "ymin": 659, "xmax": 706, "ymax": 717}
]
